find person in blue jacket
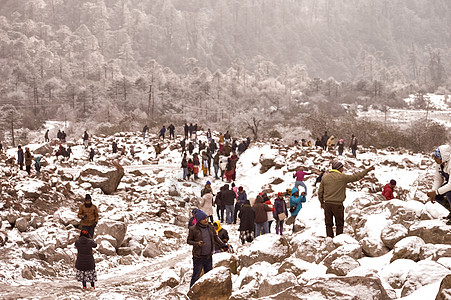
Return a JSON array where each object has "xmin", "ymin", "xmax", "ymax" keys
[{"xmin": 289, "ymin": 187, "xmax": 306, "ymax": 232}]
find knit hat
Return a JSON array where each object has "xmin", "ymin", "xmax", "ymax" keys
[
  {"xmin": 206, "ymin": 181, "xmax": 211, "ymax": 185},
  {"xmin": 85, "ymin": 194, "xmax": 92, "ymax": 201},
  {"xmin": 238, "ymin": 186, "xmax": 243, "ymax": 191},
  {"xmin": 390, "ymin": 179, "xmax": 397, "ymax": 186},
  {"xmin": 278, "ymin": 192, "xmax": 284, "ymax": 197},
  {"xmin": 194, "ymin": 209, "xmax": 208, "ymax": 221},
  {"xmin": 434, "ymin": 148, "xmax": 442, "ymax": 160},
  {"xmin": 332, "ymin": 161, "xmax": 343, "ymax": 170}
]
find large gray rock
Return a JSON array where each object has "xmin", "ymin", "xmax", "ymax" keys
[
  {"xmin": 436, "ymin": 274, "xmax": 451, "ymax": 300},
  {"xmin": 260, "ymin": 276, "xmax": 391, "ymax": 300},
  {"xmin": 239, "ymin": 234, "xmax": 290, "ymax": 267},
  {"xmin": 143, "ymin": 242, "xmax": 161, "ymax": 258},
  {"xmin": 291, "ymin": 235, "xmax": 335, "ymax": 263},
  {"xmin": 22, "ymin": 266, "xmax": 36, "ymax": 280},
  {"xmin": 188, "ymin": 266, "xmax": 232, "ymax": 300},
  {"xmin": 278, "ymin": 257, "xmax": 313, "ymax": 277},
  {"xmin": 155, "ymin": 268, "xmax": 180, "ymax": 290},
  {"xmin": 213, "ymin": 252, "xmax": 239, "ymax": 274},
  {"xmin": 258, "ymin": 272, "xmax": 298, "ymax": 298},
  {"xmin": 96, "ymin": 220, "xmax": 127, "ymax": 247},
  {"xmin": 420, "ymin": 244, "xmax": 451, "ymax": 261},
  {"xmin": 327, "ymin": 255, "xmax": 360, "ymax": 276},
  {"xmin": 408, "ymin": 220, "xmax": 451, "ymax": 245},
  {"xmin": 391, "ymin": 236, "xmax": 425, "ymax": 262},
  {"xmin": 321, "ymin": 243, "xmax": 363, "ymax": 267},
  {"xmin": 0, "ymin": 231, "xmax": 8, "ymax": 246},
  {"xmin": 379, "ymin": 259, "xmax": 418, "ymax": 289},
  {"xmin": 361, "ymin": 236, "xmax": 390, "ymax": 257},
  {"xmin": 15, "ymin": 217, "xmax": 29, "ymax": 232},
  {"xmin": 381, "ymin": 224, "xmax": 409, "ymax": 249},
  {"xmin": 98, "ymin": 240, "xmax": 116, "ymax": 256},
  {"xmin": 401, "ymin": 260, "xmax": 451, "ymax": 297},
  {"xmin": 78, "ymin": 161, "xmax": 124, "ymax": 194},
  {"xmin": 53, "ymin": 209, "xmax": 79, "ymax": 226}
]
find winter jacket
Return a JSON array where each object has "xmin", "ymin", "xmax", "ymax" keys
[
  {"xmin": 221, "ymin": 189, "xmax": 236, "ymax": 206},
  {"xmin": 327, "ymin": 136, "xmax": 335, "ymax": 149},
  {"xmin": 253, "ymin": 196, "xmax": 271, "ymax": 224},
  {"xmin": 289, "ymin": 187, "xmax": 307, "ymax": 216},
  {"xmin": 219, "ymin": 157, "xmax": 228, "ymax": 170},
  {"xmin": 238, "ymin": 202, "xmax": 255, "ymax": 232},
  {"xmin": 75, "ymin": 236, "xmax": 97, "ymax": 271},
  {"xmin": 264, "ymin": 199, "xmax": 275, "ymax": 221},
  {"xmin": 318, "ymin": 169, "xmax": 370, "ymax": 205},
  {"xmin": 274, "ymin": 197, "xmax": 288, "ymax": 218},
  {"xmin": 25, "ymin": 151, "xmax": 33, "ymax": 166},
  {"xmin": 236, "ymin": 191, "xmax": 247, "ymax": 206},
  {"xmin": 187, "ymin": 223, "xmax": 225, "ymax": 258},
  {"xmin": 294, "ymin": 170, "xmax": 310, "ymax": 181},
  {"xmin": 78, "ymin": 204, "xmax": 99, "ymax": 227},
  {"xmin": 181, "ymin": 158, "xmax": 187, "ymax": 168},
  {"xmin": 213, "ymin": 221, "xmax": 229, "ymax": 250},
  {"xmin": 17, "ymin": 149, "xmax": 24, "ymax": 163},
  {"xmin": 321, "ymin": 134, "xmax": 329, "ymax": 147},
  {"xmin": 382, "ymin": 183, "xmax": 395, "ymax": 200},
  {"xmin": 201, "ymin": 186, "xmax": 213, "ymax": 197},
  {"xmin": 199, "ymin": 193, "xmax": 214, "ymax": 216},
  {"xmin": 433, "ymin": 145, "xmax": 451, "ymax": 195}
]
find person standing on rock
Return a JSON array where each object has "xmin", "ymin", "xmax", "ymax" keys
[
  {"xmin": 75, "ymin": 229, "xmax": 97, "ymax": 290},
  {"xmin": 187, "ymin": 209, "xmax": 227, "ymax": 287},
  {"xmin": 238, "ymin": 200, "xmax": 255, "ymax": 244},
  {"xmin": 89, "ymin": 148, "xmax": 95, "ymax": 161},
  {"xmin": 159, "ymin": 125, "xmax": 166, "ymax": 140},
  {"xmin": 293, "ymin": 166, "xmax": 312, "ymax": 194},
  {"xmin": 234, "ymin": 186, "xmax": 247, "ymax": 224},
  {"xmin": 83, "ymin": 131, "xmax": 89, "ymax": 148},
  {"xmin": 382, "ymin": 179, "xmax": 396, "ymax": 200},
  {"xmin": 24, "ymin": 147, "xmax": 33, "ymax": 175},
  {"xmin": 35, "ymin": 156, "xmax": 41, "ymax": 175},
  {"xmin": 427, "ymin": 145, "xmax": 451, "ymax": 225},
  {"xmin": 253, "ymin": 195, "xmax": 272, "ymax": 237},
  {"xmin": 221, "ymin": 184, "xmax": 236, "ymax": 224},
  {"xmin": 286, "ymin": 187, "xmax": 306, "ymax": 233},
  {"xmin": 44, "ymin": 130, "xmax": 49, "ymax": 143},
  {"xmin": 168, "ymin": 124, "xmax": 175, "ymax": 139},
  {"xmin": 350, "ymin": 134, "xmax": 358, "ymax": 157},
  {"xmin": 17, "ymin": 145, "xmax": 24, "ymax": 170},
  {"xmin": 318, "ymin": 161, "xmax": 374, "ymax": 238},
  {"xmin": 78, "ymin": 194, "xmax": 99, "ymax": 238}
]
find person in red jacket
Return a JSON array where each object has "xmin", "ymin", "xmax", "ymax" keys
[{"xmin": 382, "ymin": 179, "xmax": 396, "ymax": 200}]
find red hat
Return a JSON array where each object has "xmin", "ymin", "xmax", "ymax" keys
[{"xmin": 278, "ymin": 192, "xmax": 284, "ymax": 197}]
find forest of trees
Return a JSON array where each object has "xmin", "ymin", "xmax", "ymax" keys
[{"xmin": 0, "ymin": 0, "xmax": 449, "ymax": 148}]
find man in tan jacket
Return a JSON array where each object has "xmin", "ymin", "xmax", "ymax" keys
[
  {"xmin": 318, "ymin": 161, "xmax": 374, "ymax": 238},
  {"xmin": 78, "ymin": 194, "xmax": 99, "ymax": 238}
]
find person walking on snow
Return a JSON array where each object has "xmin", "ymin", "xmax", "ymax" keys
[
  {"xmin": 238, "ymin": 200, "xmax": 255, "ymax": 244},
  {"xmin": 234, "ymin": 186, "xmax": 247, "ymax": 224},
  {"xmin": 253, "ymin": 195, "xmax": 272, "ymax": 237},
  {"xmin": 321, "ymin": 131, "xmax": 329, "ymax": 151},
  {"xmin": 44, "ymin": 130, "xmax": 49, "ymax": 143},
  {"xmin": 75, "ymin": 229, "xmax": 97, "ymax": 290},
  {"xmin": 78, "ymin": 194, "xmax": 99, "ymax": 238},
  {"xmin": 337, "ymin": 139, "xmax": 345, "ymax": 155},
  {"xmin": 168, "ymin": 124, "xmax": 175, "ymax": 139},
  {"xmin": 35, "ymin": 156, "xmax": 41, "ymax": 175},
  {"xmin": 427, "ymin": 145, "xmax": 451, "ymax": 225},
  {"xmin": 318, "ymin": 161, "xmax": 374, "ymax": 238},
  {"xmin": 89, "ymin": 148, "xmax": 95, "ymax": 161},
  {"xmin": 350, "ymin": 134, "xmax": 358, "ymax": 157},
  {"xmin": 142, "ymin": 125, "xmax": 149, "ymax": 140},
  {"xmin": 83, "ymin": 131, "xmax": 89, "ymax": 148},
  {"xmin": 221, "ymin": 184, "xmax": 236, "ymax": 224},
  {"xmin": 24, "ymin": 147, "xmax": 33, "ymax": 175},
  {"xmin": 17, "ymin": 145, "xmax": 24, "ymax": 170},
  {"xmin": 382, "ymin": 179, "xmax": 397, "ymax": 200},
  {"xmin": 187, "ymin": 209, "xmax": 227, "ymax": 287},
  {"xmin": 159, "ymin": 125, "xmax": 166, "ymax": 140},
  {"xmin": 274, "ymin": 192, "xmax": 288, "ymax": 235}
]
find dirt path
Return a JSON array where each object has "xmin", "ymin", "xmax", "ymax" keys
[{"xmin": 0, "ymin": 249, "xmax": 190, "ymax": 299}]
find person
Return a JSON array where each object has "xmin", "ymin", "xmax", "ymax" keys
[
  {"xmin": 193, "ymin": 153, "xmax": 200, "ymax": 180},
  {"xmin": 187, "ymin": 209, "xmax": 227, "ymax": 287},
  {"xmin": 274, "ymin": 192, "xmax": 288, "ymax": 235},
  {"xmin": 213, "ymin": 220, "xmax": 229, "ymax": 253},
  {"xmin": 199, "ymin": 192, "xmax": 214, "ymax": 223},
  {"xmin": 215, "ymin": 185, "xmax": 225, "ymax": 222},
  {"xmin": 314, "ymin": 169, "xmax": 326, "ymax": 187},
  {"xmin": 44, "ymin": 130, "xmax": 49, "ymax": 142},
  {"xmin": 0, "ymin": 141, "xmax": 3, "ymax": 152},
  {"xmin": 83, "ymin": 131, "xmax": 89, "ymax": 148},
  {"xmin": 181, "ymin": 153, "xmax": 188, "ymax": 180},
  {"xmin": 238, "ymin": 200, "xmax": 255, "ymax": 245},
  {"xmin": 75, "ymin": 229, "xmax": 97, "ymax": 290},
  {"xmin": 382, "ymin": 179, "xmax": 396, "ymax": 200},
  {"xmin": 213, "ymin": 152, "xmax": 220, "ymax": 180},
  {"xmin": 17, "ymin": 145, "xmax": 24, "ymax": 170},
  {"xmin": 293, "ymin": 167, "xmax": 311, "ymax": 194},
  {"xmin": 219, "ymin": 155, "xmax": 228, "ymax": 181},
  {"xmin": 154, "ymin": 143, "xmax": 162, "ymax": 157},
  {"xmin": 57, "ymin": 129, "xmax": 62, "ymax": 141},
  {"xmin": 184, "ymin": 123, "xmax": 189, "ymax": 139},
  {"xmin": 315, "ymin": 137, "xmax": 322, "ymax": 148},
  {"xmin": 180, "ymin": 139, "xmax": 186, "ymax": 155},
  {"xmin": 112, "ymin": 140, "xmax": 118, "ymax": 153},
  {"xmin": 253, "ymin": 195, "xmax": 271, "ymax": 237},
  {"xmin": 224, "ymin": 131, "xmax": 231, "ymax": 143},
  {"xmin": 350, "ymin": 134, "xmax": 358, "ymax": 157},
  {"xmin": 263, "ymin": 194, "xmax": 275, "ymax": 233},
  {"xmin": 35, "ymin": 156, "xmax": 41, "ymax": 175},
  {"xmin": 221, "ymin": 184, "xmax": 236, "ymax": 224},
  {"xmin": 234, "ymin": 186, "xmax": 247, "ymax": 224},
  {"xmin": 427, "ymin": 145, "xmax": 451, "ymax": 225},
  {"xmin": 187, "ymin": 159, "xmax": 194, "ymax": 180},
  {"xmin": 327, "ymin": 135, "xmax": 335, "ymax": 150},
  {"xmin": 130, "ymin": 145, "xmax": 135, "ymax": 158},
  {"xmin": 24, "ymin": 147, "xmax": 33, "ymax": 175},
  {"xmin": 89, "ymin": 148, "xmax": 95, "ymax": 161},
  {"xmin": 188, "ymin": 142, "xmax": 194, "ymax": 155},
  {"xmin": 61, "ymin": 131, "xmax": 67, "ymax": 142},
  {"xmin": 168, "ymin": 124, "xmax": 175, "ymax": 139},
  {"xmin": 337, "ymin": 139, "xmax": 345, "ymax": 155},
  {"xmin": 318, "ymin": 161, "xmax": 374, "ymax": 238},
  {"xmin": 159, "ymin": 125, "xmax": 166, "ymax": 140},
  {"xmin": 288, "ymin": 187, "xmax": 306, "ymax": 233},
  {"xmin": 321, "ymin": 131, "xmax": 329, "ymax": 151},
  {"xmin": 206, "ymin": 129, "xmax": 212, "ymax": 143},
  {"xmin": 77, "ymin": 194, "xmax": 99, "ymax": 238},
  {"xmin": 201, "ymin": 151, "xmax": 209, "ymax": 177},
  {"xmin": 188, "ymin": 209, "xmax": 198, "ymax": 227},
  {"xmin": 201, "ymin": 181, "xmax": 213, "ymax": 196},
  {"xmin": 142, "ymin": 125, "xmax": 149, "ymax": 140}
]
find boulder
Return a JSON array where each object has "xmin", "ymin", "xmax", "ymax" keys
[
  {"xmin": 117, "ymin": 247, "xmax": 133, "ymax": 256},
  {"xmin": 168, "ymin": 185, "xmax": 180, "ymax": 197},
  {"xmin": 408, "ymin": 220, "xmax": 451, "ymax": 244},
  {"xmin": 33, "ymin": 143, "xmax": 54, "ymax": 156},
  {"xmin": 327, "ymin": 255, "xmax": 360, "ymax": 276},
  {"xmin": 260, "ymin": 276, "xmax": 391, "ymax": 300},
  {"xmin": 128, "ymin": 239, "xmax": 143, "ymax": 255},
  {"xmin": 332, "ymin": 234, "xmax": 359, "ymax": 247},
  {"xmin": 438, "ymin": 257, "xmax": 451, "ymax": 270},
  {"xmin": 0, "ymin": 231, "xmax": 8, "ymax": 246},
  {"xmin": 291, "ymin": 235, "xmax": 335, "ymax": 263},
  {"xmin": 436, "ymin": 274, "xmax": 451, "ymax": 300},
  {"xmin": 53, "ymin": 208, "xmax": 79, "ymax": 226},
  {"xmin": 278, "ymin": 257, "xmax": 313, "ymax": 277},
  {"xmin": 379, "ymin": 259, "xmax": 418, "ymax": 289},
  {"xmin": 391, "ymin": 236, "xmax": 425, "ymax": 262},
  {"xmin": 156, "ymin": 268, "xmax": 180, "ymax": 290},
  {"xmin": 380, "ymin": 224, "xmax": 409, "ymax": 249},
  {"xmin": 55, "ymin": 232, "xmax": 69, "ymax": 248},
  {"xmin": 420, "ymin": 244, "xmax": 451, "ymax": 261},
  {"xmin": 96, "ymin": 234, "xmax": 118, "ymax": 249},
  {"xmin": 239, "ymin": 234, "xmax": 290, "ymax": 267},
  {"xmin": 143, "ymin": 242, "xmax": 161, "ymax": 258},
  {"xmin": 119, "ymin": 256, "xmax": 134, "ymax": 265},
  {"xmin": 164, "ymin": 230, "xmax": 182, "ymax": 239},
  {"xmin": 213, "ymin": 252, "xmax": 239, "ymax": 274},
  {"xmin": 401, "ymin": 260, "xmax": 451, "ymax": 297},
  {"xmin": 96, "ymin": 220, "xmax": 127, "ymax": 247},
  {"xmin": 78, "ymin": 161, "xmax": 124, "ymax": 194},
  {"xmin": 361, "ymin": 236, "xmax": 390, "ymax": 257},
  {"xmin": 258, "ymin": 272, "xmax": 298, "ymax": 298},
  {"xmin": 98, "ymin": 240, "xmax": 116, "ymax": 256},
  {"xmin": 22, "ymin": 266, "xmax": 35, "ymax": 280},
  {"xmin": 188, "ymin": 266, "xmax": 232, "ymax": 300},
  {"xmin": 15, "ymin": 217, "xmax": 29, "ymax": 232},
  {"xmin": 321, "ymin": 243, "xmax": 363, "ymax": 267},
  {"xmin": 15, "ymin": 180, "xmax": 50, "ymax": 199},
  {"xmin": 22, "ymin": 232, "xmax": 45, "ymax": 249}
]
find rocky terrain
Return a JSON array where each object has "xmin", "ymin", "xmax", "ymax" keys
[{"xmin": 0, "ymin": 129, "xmax": 450, "ymax": 300}]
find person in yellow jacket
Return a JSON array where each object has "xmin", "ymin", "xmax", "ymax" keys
[
  {"xmin": 78, "ymin": 194, "xmax": 99, "ymax": 238},
  {"xmin": 318, "ymin": 161, "xmax": 374, "ymax": 238}
]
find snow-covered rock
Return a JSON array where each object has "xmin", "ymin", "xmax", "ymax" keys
[
  {"xmin": 420, "ymin": 244, "xmax": 451, "ymax": 261},
  {"xmin": 291, "ymin": 235, "xmax": 335, "ymax": 263},
  {"xmin": 380, "ymin": 224, "xmax": 408, "ymax": 249},
  {"xmin": 327, "ymin": 255, "xmax": 360, "ymax": 276},
  {"xmin": 188, "ymin": 266, "xmax": 232, "ymax": 300},
  {"xmin": 15, "ymin": 217, "xmax": 29, "ymax": 232},
  {"xmin": 53, "ymin": 208, "xmax": 79, "ymax": 226},
  {"xmin": 391, "ymin": 236, "xmax": 425, "ymax": 262},
  {"xmin": 401, "ymin": 260, "xmax": 451, "ymax": 297},
  {"xmin": 142, "ymin": 242, "xmax": 161, "ymax": 258},
  {"xmin": 98, "ymin": 240, "xmax": 116, "ymax": 256},
  {"xmin": 78, "ymin": 161, "xmax": 124, "ymax": 194},
  {"xmin": 15, "ymin": 180, "xmax": 50, "ymax": 199},
  {"xmin": 258, "ymin": 272, "xmax": 298, "ymax": 298},
  {"xmin": 379, "ymin": 259, "xmax": 418, "ymax": 289},
  {"xmin": 408, "ymin": 220, "xmax": 451, "ymax": 244},
  {"xmin": 438, "ymin": 257, "xmax": 451, "ymax": 270},
  {"xmin": 278, "ymin": 257, "xmax": 313, "ymax": 277},
  {"xmin": 156, "ymin": 268, "xmax": 180, "ymax": 290},
  {"xmin": 96, "ymin": 219, "xmax": 127, "ymax": 247},
  {"xmin": 213, "ymin": 252, "xmax": 239, "ymax": 274},
  {"xmin": 436, "ymin": 274, "xmax": 451, "ymax": 300},
  {"xmin": 239, "ymin": 234, "xmax": 290, "ymax": 267},
  {"xmin": 321, "ymin": 243, "xmax": 363, "ymax": 267},
  {"xmin": 361, "ymin": 236, "xmax": 390, "ymax": 257}
]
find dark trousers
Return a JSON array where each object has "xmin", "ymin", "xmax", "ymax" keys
[
  {"xmin": 81, "ymin": 224, "xmax": 96, "ymax": 239},
  {"xmin": 324, "ymin": 202, "xmax": 344, "ymax": 238},
  {"xmin": 190, "ymin": 256, "xmax": 212, "ymax": 287},
  {"xmin": 436, "ymin": 191, "xmax": 451, "ymax": 213},
  {"xmin": 217, "ymin": 206, "xmax": 224, "ymax": 222},
  {"xmin": 19, "ymin": 162, "xmax": 23, "ymax": 170},
  {"xmin": 233, "ymin": 203, "xmax": 242, "ymax": 224},
  {"xmin": 26, "ymin": 165, "xmax": 31, "ymax": 175}
]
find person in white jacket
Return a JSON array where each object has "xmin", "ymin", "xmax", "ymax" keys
[
  {"xmin": 427, "ymin": 145, "xmax": 451, "ymax": 225},
  {"xmin": 199, "ymin": 192, "xmax": 214, "ymax": 223}
]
